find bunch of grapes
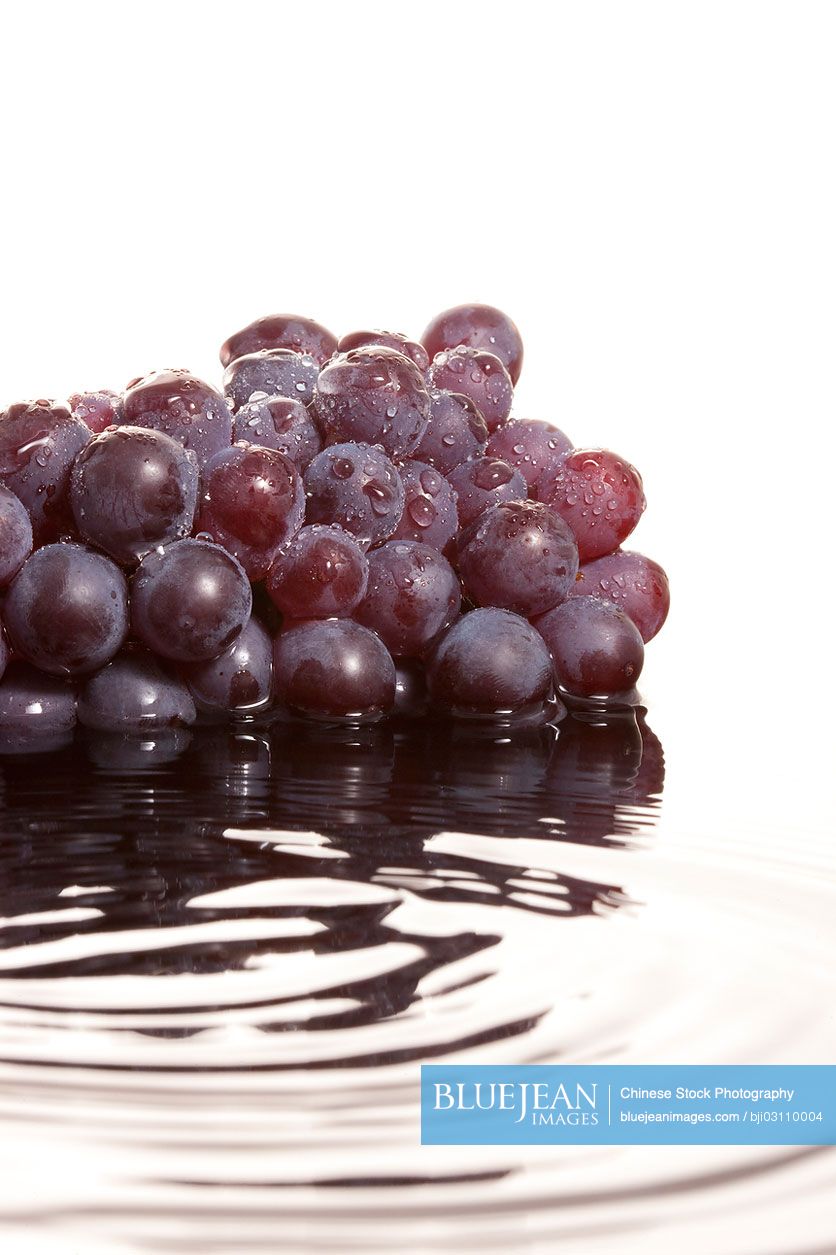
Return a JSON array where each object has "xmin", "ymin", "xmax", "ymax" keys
[{"xmin": 0, "ymin": 305, "xmax": 669, "ymax": 741}]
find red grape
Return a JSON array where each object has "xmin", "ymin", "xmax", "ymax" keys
[
  {"xmin": 0, "ymin": 663, "xmax": 77, "ymax": 740},
  {"xmin": 427, "ymin": 347, "xmax": 513, "ymax": 431},
  {"xmin": 422, "ymin": 304, "xmax": 524, "ymax": 384},
  {"xmin": 457, "ymin": 500, "xmax": 578, "ymax": 617},
  {"xmin": 354, "ymin": 540, "xmax": 461, "ymax": 658},
  {"xmin": 427, "ymin": 608, "xmax": 553, "ymax": 714},
  {"xmin": 232, "ymin": 396, "xmax": 321, "ymax": 470},
  {"xmin": 68, "ymin": 390, "xmax": 123, "ymax": 434},
  {"xmin": 540, "ymin": 449, "xmax": 646, "ymax": 562},
  {"xmin": 486, "ymin": 419, "xmax": 572, "ymax": 497},
  {"xmin": 267, "ymin": 524, "xmax": 369, "ymax": 619},
  {"xmin": 123, "ymin": 369, "xmax": 232, "ymax": 469},
  {"xmin": 303, "ymin": 442, "xmax": 404, "ymax": 549},
  {"xmin": 220, "ymin": 313, "xmax": 337, "ymax": 368},
  {"xmin": 446, "ymin": 456, "xmax": 526, "ymax": 528},
  {"xmin": 78, "ymin": 650, "xmax": 197, "ymax": 731},
  {"xmin": 0, "ymin": 486, "xmax": 33, "ymax": 586},
  {"xmin": 223, "ymin": 348, "xmax": 319, "ymax": 412},
  {"xmin": 413, "ymin": 390, "xmax": 488, "ymax": 475},
  {"xmin": 182, "ymin": 616, "xmax": 273, "ymax": 715},
  {"xmin": 533, "ymin": 595, "xmax": 645, "ymax": 697},
  {"xmin": 0, "ymin": 399, "xmax": 92, "ymax": 543},
  {"xmin": 569, "ymin": 549, "xmax": 670, "ymax": 642},
  {"xmin": 390, "ymin": 459, "xmax": 458, "ymax": 554},
  {"xmin": 337, "ymin": 329, "xmax": 430, "ymax": 373},
  {"xmin": 314, "ymin": 347, "xmax": 430, "ymax": 459},
  {"xmin": 273, "ymin": 618, "xmax": 395, "ymax": 720}
]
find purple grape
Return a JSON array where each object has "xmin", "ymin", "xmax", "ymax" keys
[
  {"xmin": 266, "ymin": 524, "xmax": 369, "ymax": 619},
  {"xmin": 70, "ymin": 425, "xmax": 198, "ymax": 565},
  {"xmin": 446, "ymin": 456, "xmax": 526, "ymax": 528},
  {"xmin": 303, "ymin": 442, "xmax": 404, "ymax": 549},
  {"xmin": 0, "ymin": 626, "xmax": 7, "ymax": 682},
  {"xmin": 427, "ymin": 347, "xmax": 513, "ymax": 432},
  {"xmin": 486, "ymin": 419, "xmax": 573, "ymax": 497},
  {"xmin": 68, "ymin": 390, "xmax": 123, "ymax": 434},
  {"xmin": 220, "ymin": 313, "xmax": 337, "ymax": 368},
  {"xmin": 0, "ymin": 486, "xmax": 33, "ymax": 586},
  {"xmin": 354, "ymin": 540, "xmax": 461, "ymax": 658},
  {"xmin": 314, "ymin": 347, "xmax": 430, "ymax": 458},
  {"xmin": 413, "ymin": 390, "xmax": 488, "ymax": 475},
  {"xmin": 394, "ymin": 659, "xmax": 428, "ymax": 717},
  {"xmin": 390, "ymin": 460, "xmax": 458, "ymax": 554},
  {"xmin": 183, "ymin": 616, "xmax": 273, "ymax": 715},
  {"xmin": 123, "ymin": 369, "xmax": 233, "ymax": 468},
  {"xmin": 0, "ymin": 662, "xmax": 77, "ymax": 745},
  {"xmin": 427, "ymin": 608, "xmax": 553, "ymax": 714},
  {"xmin": 0, "ymin": 399, "xmax": 92, "ymax": 543},
  {"xmin": 232, "ymin": 396, "xmax": 321, "ymax": 470},
  {"xmin": 539, "ymin": 449, "xmax": 646, "ymax": 562},
  {"xmin": 457, "ymin": 501, "xmax": 578, "ymax": 618},
  {"xmin": 337, "ymin": 329, "xmax": 430, "ymax": 373},
  {"xmin": 569, "ymin": 549, "xmax": 670, "ymax": 642},
  {"xmin": 273, "ymin": 618, "xmax": 395, "ymax": 720},
  {"xmin": 5, "ymin": 543, "xmax": 128, "ymax": 677},
  {"xmin": 422, "ymin": 304, "xmax": 524, "ymax": 384},
  {"xmin": 533, "ymin": 595, "xmax": 645, "ymax": 697},
  {"xmin": 196, "ymin": 444, "xmax": 305, "ymax": 581},
  {"xmin": 223, "ymin": 348, "xmax": 319, "ymax": 412},
  {"xmin": 131, "ymin": 538, "xmax": 252, "ymax": 662},
  {"xmin": 78, "ymin": 650, "xmax": 196, "ymax": 731}
]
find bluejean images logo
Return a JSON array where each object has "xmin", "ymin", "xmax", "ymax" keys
[{"xmin": 432, "ymin": 1078, "xmax": 599, "ymax": 1126}]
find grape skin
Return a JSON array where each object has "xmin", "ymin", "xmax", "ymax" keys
[
  {"xmin": 446, "ymin": 456, "xmax": 526, "ymax": 528},
  {"xmin": 5, "ymin": 543, "xmax": 128, "ymax": 677},
  {"xmin": 533, "ymin": 595, "xmax": 645, "ymax": 697},
  {"xmin": 569, "ymin": 550, "xmax": 670, "ymax": 643},
  {"xmin": 131, "ymin": 538, "xmax": 252, "ymax": 662},
  {"xmin": 486, "ymin": 419, "xmax": 573, "ymax": 497},
  {"xmin": 390, "ymin": 460, "xmax": 458, "ymax": 554},
  {"xmin": 422, "ymin": 304, "xmax": 524, "ymax": 385},
  {"xmin": 413, "ymin": 390, "xmax": 488, "ymax": 475},
  {"xmin": 232, "ymin": 397, "xmax": 321, "ymax": 470},
  {"xmin": 182, "ymin": 616, "xmax": 273, "ymax": 715},
  {"xmin": 273, "ymin": 618, "xmax": 396, "ymax": 720},
  {"xmin": 0, "ymin": 485, "xmax": 34, "ymax": 586},
  {"xmin": 70, "ymin": 425, "xmax": 198, "ymax": 565},
  {"xmin": 427, "ymin": 347, "xmax": 513, "ymax": 431},
  {"xmin": 0, "ymin": 662, "xmax": 77, "ymax": 739},
  {"xmin": 0, "ymin": 399, "xmax": 92, "ymax": 543},
  {"xmin": 220, "ymin": 313, "xmax": 338, "ymax": 368},
  {"xmin": 303, "ymin": 442, "xmax": 405, "ymax": 550},
  {"xmin": 223, "ymin": 349, "xmax": 320, "ymax": 412},
  {"xmin": 337, "ymin": 329, "xmax": 430, "ymax": 373},
  {"xmin": 68, "ymin": 390, "xmax": 123, "ymax": 434},
  {"xmin": 539, "ymin": 449, "xmax": 646, "ymax": 562},
  {"xmin": 354, "ymin": 540, "xmax": 461, "ymax": 658},
  {"xmin": 266, "ymin": 524, "xmax": 369, "ymax": 619},
  {"xmin": 78, "ymin": 650, "xmax": 197, "ymax": 731},
  {"xmin": 457, "ymin": 500, "xmax": 579, "ymax": 617},
  {"xmin": 314, "ymin": 347, "xmax": 430, "ymax": 459},
  {"xmin": 123, "ymin": 369, "xmax": 233, "ymax": 469},
  {"xmin": 427, "ymin": 608, "xmax": 553, "ymax": 714}
]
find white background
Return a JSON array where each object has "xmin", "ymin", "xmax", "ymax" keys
[{"xmin": 1, "ymin": 0, "xmax": 835, "ymax": 828}]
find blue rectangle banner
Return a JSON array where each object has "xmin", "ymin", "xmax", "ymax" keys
[{"xmin": 421, "ymin": 1066, "xmax": 836, "ymax": 1145}]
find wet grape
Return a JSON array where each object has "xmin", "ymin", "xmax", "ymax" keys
[
  {"xmin": 446, "ymin": 456, "xmax": 526, "ymax": 528},
  {"xmin": 78, "ymin": 650, "xmax": 197, "ymax": 731},
  {"xmin": 413, "ymin": 390, "xmax": 488, "ymax": 475},
  {"xmin": 123, "ymin": 369, "xmax": 233, "ymax": 469},
  {"xmin": 220, "ymin": 313, "xmax": 337, "ymax": 368},
  {"xmin": 0, "ymin": 399, "xmax": 92, "ymax": 543},
  {"xmin": 273, "ymin": 618, "xmax": 396, "ymax": 720},
  {"xmin": 486, "ymin": 419, "xmax": 572, "ymax": 497},
  {"xmin": 182, "ymin": 616, "xmax": 273, "ymax": 715},
  {"xmin": 533, "ymin": 595, "xmax": 645, "ymax": 697},
  {"xmin": 314, "ymin": 347, "xmax": 430, "ymax": 459},
  {"xmin": 539, "ymin": 449, "xmax": 646, "ymax": 562},
  {"xmin": 337, "ymin": 329, "xmax": 430, "ymax": 373},
  {"xmin": 266, "ymin": 524, "xmax": 369, "ymax": 619},
  {"xmin": 0, "ymin": 662, "xmax": 77, "ymax": 739},
  {"xmin": 422, "ymin": 303, "xmax": 524, "ymax": 384},
  {"xmin": 232, "ymin": 396, "xmax": 321, "ymax": 470},
  {"xmin": 303, "ymin": 442, "xmax": 404, "ymax": 549},
  {"xmin": 390, "ymin": 460, "xmax": 458, "ymax": 554},
  {"xmin": 427, "ymin": 346, "xmax": 513, "ymax": 431},
  {"xmin": 354, "ymin": 540, "xmax": 461, "ymax": 658},
  {"xmin": 68, "ymin": 390, "xmax": 123, "ymax": 434},
  {"xmin": 0, "ymin": 485, "xmax": 34, "ymax": 586},
  {"xmin": 569, "ymin": 549, "xmax": 670, "ymax": 642},
  {"xmin": 457, "ymin": 500, "xmax": 579, "ymax": 617},
  {"xmin": 427, "ymin": 608, "xmax": 553, "ymax": 714},
  {"xmin": 223, "ymin": 348, "xmax": 319, "ymax": 412}
]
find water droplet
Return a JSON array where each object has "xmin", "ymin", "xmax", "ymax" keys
[
  {"xmin": 407, "ymin": 496, "xmax": 436, "ymax": 528},
  {"xmin": 333, "ymin": 457, "xmax": 354, "ymax": 480}
]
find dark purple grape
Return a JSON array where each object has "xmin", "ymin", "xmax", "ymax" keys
[
  {"xmin": 354, "ymin": 540, "xmax": 461, "ymax": 658},
  {"xmin": 427, "ymin": 608, "xmax": 553, "ymax": 714},
  {"xmin": 337, "ymin": 329, "xmax": 430, "ymax": 373},
  {"xmin": 220, "ymin": 313, "xmax": 337, "ymax": 368},
  {"xmin": 303, "ymin": 442, "xmax": 404, "ymax": 549},
  {"xmin": 68, "ymin": 390, "xmax": 123, "ymax": 434},
  {"xmin": 0, "ymin": 626, "xmax": 7, "ymax": 682},
  {"xmin": 131, "ymin": 538, "xmax": 252, "ymax": 662},
  {"xmin": 70, "ymin": 425, "xmax": 198, "ymax": 565},
  {"xmin": 427, "ymin": 347, "xmax": 513, "ymax": 431},
  {"xmin": 273, "ymin": 618, "xmax": 395, "ymax": 720},
  {"xmin": 123, "ymin": 369, "xmax": 233, "ymax": 468},
  {"xmin": 223, "ymin": 349, "xmax": 319, "ymax": 412},
  {"xmin": 394, "ymin": 659, "xmax": 428, "ymax": 717},
  {"xmin": 232, "ymin": 396, "xmax": 321, "ymax": 469},
  {"xmin": 413, "ymin": 390, "xmax": 488, "ymax": 475},
  {"xmin": 422, "ymin": 304, "xmax": 524, "ymax": 384},
  {"xmin": 390, "ymin": 460, "xmax": 458, "ymax": 554},
  {"xmin": 447, "ymin": 456, "xmax": 526, "ymax": 528},
  {"xmin": 458, "ymin": 500, "xmax": 579, "ymax": 617},
  {"xmin": 0, "ymin": 399, "xmax": 92, "ymax": 543},
  {"xmin": 314, "ymin": 347, "xmax": 430, "ymax": 458},
  {"xmin": 486, "ymin": 419, "xmax": 573, "ymax": 497},
  {"xmin": 0, "ymin": 662, "xmax": 77, "ymax": 745},
  {"xmin": 266, "ymin": 524, "xmax": 369, "ymax": 619},
  {"xmin": 539, "ymin": 449, "xmax": 646, "ymax": 562},
  {"xmin": 533, "ymin": 595, "xmax": 645, "ymax": 697},
  {"xmin": 5, "ymin": 543, "xmax": 128, "ymax": 677},
  {"xmin": 196, "ymin": 444, "xmax": 305, "ymax": 581},
  {"xmin": 78, "ymin": 650, "xmax": 196, "ymax": 731},
  {"xmin": 569, "ymin": 550, "xmax": 670, "ymax": 642},
  {"xmin": 183, "ymin": 616, "xmax": 273, "ymax": 715},
  {"xmin": 0, "ymin": 486, "xmax": 33, "ymax": 586}
]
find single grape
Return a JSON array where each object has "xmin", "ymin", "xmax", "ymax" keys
[
  {"xmin": 303, "ymin": 442, "xmax": 404, "ymax": 549},
  {"xmin": 446, "ymin": 456, "xmax": 526, "ymax": 528},
  {"xmin": 354, "ymin": 540, "xmax": 461, "ymax": 658},
  {"xmin": 422, "ymin": 303, "xmax": 524, "ymax": 384},
  {"xmin": 0, "ymin": 399, "xmax": 92, "ymax": 543},
  {"xmin": 486, "ymin": 419, "xmax": 573, "ymax": 497},
  {"xmin": 539, "ymin": 449, "xmax": 646, "ymax": 562},
  {"xmin": 131, "ymin": 538, "xmax": 252, "ymax": 662},
  {"xmin": 314, "ymin": 347, "xmax": 430, "ymax": 459},
  {"xmin": 427, "ymin": 608, "xmax": 553, "ymax": 714},
  {"xmin": 393, "ymin": 659, "xmax": 428, "ymax": 717},
  {"xmin": 68, "ymin": 390, "xmax": 123, "ymax": 433},
  {"xmin": 196, "ymin": 443, "xmax": 305, "ymax": 581},
  {"xmin": 390, "ymin": 460, "xmax": 458, "ymax": 554},
  {"xmin": 413, "ymin": 390, "xmax": 488, "ymax": 475},
  {"xmin": 5, "ymin": 543, "xmax": 128, "ymax": 677},
  {"xmin": 0, "ymin": 486, "xmax": 33, "ymax": 586},
  {"xmin": 266, "ymin": 524, "xmax": 369, "ymax": 619},
  {"xmin": 220, "ymin": 313, "xmax": 338, "ymax": 368},
  {"xmin": 183, "ymin": 616, "xmax": 273, "ymax": 715},
  {"xmin": 0, "ymin": 662, "xmax": 77, "ymax": 742},
  {"xmin": 70, "ymin": 425, "xmax": 198, "ymax": 564},
  {"xmin": 458, "ymin": 500, "xmax": 579, "ymax": 617},
  {"xmin": 533, "ymin": 595, "xmax": 645, "ymax": 697},
  {"xmin": 427, "ymin": 346, "xmax": 513, "ymax": 431},
  {"xmin": 569, "ymin": 549, "xmax": 670, "ymax": 642},
  {"xmin": 78, "ymin": 650, "xmax": 197, "ymax": 731},
  {"xmin": 223, "ymin": 348, "xmax": 319, "ymax": 412},
  {"xmin": 232, "ymin": 396, "xmax": 321, "ymax": 469},
  {"xmin": 273, "ymin": 618, "xmax": 395, "ymax": 720},
  {"xmin": 123, "ymin": 369, "xmax": 233, "ymax": 468},
  {"xmin": 337, "ymin": 329, "xmax": 430, "ymax": 373}
]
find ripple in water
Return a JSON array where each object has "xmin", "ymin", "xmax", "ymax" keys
[{"xmin": 0, "ymin": 713, "xmax": 832, "ymax": 1255}]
